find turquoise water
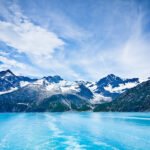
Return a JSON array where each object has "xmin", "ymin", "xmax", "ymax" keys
[{"xmin": 0, "ymin": 113, "xmax": 150, "ymax": 150}]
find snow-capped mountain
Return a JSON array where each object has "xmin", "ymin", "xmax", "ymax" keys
[
  {"xmin": 86, "ymin": 74, "xmax": 139, "ymax": 100},
  {"xmin": 0, "ymin": 77, "xmax": 92, "ymax": 112},
  {"xmin": 0, "ymin": 70, "xmax": 141, "ymax": 102},
  {"xmin": 0, "ymin": 69, "xmax": 36, "ymax": 94},
  {"xmin": 32, "ymin": 78, "xmax": 94, "ymax": 101},
  {"xmin": 94, "ymin": 79, "xmax": 150, "ymax": 112},
  {"xmin": 0, "ymin": 69, "xmax": 145, "ymax": 112}
]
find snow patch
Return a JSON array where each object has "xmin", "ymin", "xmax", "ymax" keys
[
  {"xmin": 17, "ymin": 103, "xmax": 29, "ymax": 106},
  {"xmin": 46, "ymin": 80, "xmax": 80, "ymax": 94},
  {"xmin": 0, "ymin": 87, "xmax": 18, "ymax": 95},
  {"xmin": 20, "ymin": 81, "xmax": 30, "ymax": 87},
  {"xmin": 91, "ymin": 94, "xmax": 112, "ymax": 104},
  {"xmin": 104, "ymin": 82, "xmax": 138, "ymax": 93},
  {"xmin": 46, "ymin": 84, "xmax": 61, "ymax": 93},
  {"xmin": 33, "ymin": 79, "xmax": 49, "ymax": 85}
]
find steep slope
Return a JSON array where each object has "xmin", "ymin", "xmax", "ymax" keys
[
  {"xmin": 30, "ymin": 94, "xmax": 91, "ymax": 112},
  {"xmin": 93, "ymin": 80, "xmax": 150, "ymax": 112},
  {"xmin": 0, "ymin": 69, "xmax": 37, "ymax": 94},
  {"xmin": 0, "ymin": 79, "xmax": 92, "ymax": 112},
  {"xmin": 89, "ymin": 74, "xmax": 139, "ymax": 99}
]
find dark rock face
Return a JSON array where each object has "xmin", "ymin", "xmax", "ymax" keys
[
  {"xmin": 0, "ymin": 69, "xmax": 15, "ymax": 77},
  {"xmin": 94, "ymin": 80, "xmax": 150, "ymax": 112},
  {"xmin": 77, "ymin": 84, "xmax": 93, "ymax": 99},
  {"xmin": 30, "ymin": 94, "xmax": 91, "ymax": 112},
  {"xmin": 43, "ymin": 75, "xmax": 63, "ymax": 83},
  {"xmin": 0, "ymin": 69, "xmax": 37, "ymax": 92}
]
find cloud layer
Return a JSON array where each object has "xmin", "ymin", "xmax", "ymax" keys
[{"xmin": 0, "ymin": 0, "xmax": 150, "ymax": 80}]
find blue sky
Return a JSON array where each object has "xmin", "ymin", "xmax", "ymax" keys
[{"xmin": 0, "ymin": 0, "xmax": 150, "ymax": 81}]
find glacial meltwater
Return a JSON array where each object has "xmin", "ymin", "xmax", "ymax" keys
[{"xmin": 0, "ymin": 113, "xmax": 149, "ymax": 150}]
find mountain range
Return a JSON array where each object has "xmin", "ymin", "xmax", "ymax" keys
[{"xmin": 0, "ymin": 69, "xmax": 149, "ymax": 112}]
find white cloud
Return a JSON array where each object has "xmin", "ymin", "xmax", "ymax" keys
[
  {"xmin": 0, "ymin": 0, "xmax": 149, "ymax": 81},
  {"xmin": 0, "ymin": 1, "xmax": 86, "ymax": 80},
  {"xmin": 0, "ymin": 20, "xmax": 64, "ymax": 57},
  {"xmin": 0, "ymin": 1, "xmax": 77, "ymax": 79},
  {"xmin": 0, "ymin": 55, "xmax": 41, "ymax": 76},
  {"xmin": 45, "ymin": 13, "xmax": 89, "ymax": 41},
  {"xmin": 62, "ymin": 11, "xmax": 150, "ymax": 80}
]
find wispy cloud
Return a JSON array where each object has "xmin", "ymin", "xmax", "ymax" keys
[
  {"xmin": 0, "ymin": 20, "xmax": 64, "ymax": 55},
  {"xmin": 0, "ymin": 0, "xmax": 150, "ymax": 80},
  {"xmin": 0, "ymin": 1, "xmax": 65, "ymax": 72},
  {"xmin": 0, "ymin": 55, "xmax": 41, "ymax": 76}
]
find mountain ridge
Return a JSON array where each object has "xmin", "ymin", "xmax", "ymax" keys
[
  {"xmin": 93, "ymin": 79, "xmax": 150, "ymax": 112},
  {"xmin": 0, "ymin": 69, "xmax": 149, "ymax": 112}
]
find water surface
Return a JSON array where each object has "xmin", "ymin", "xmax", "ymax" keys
[{"xmin": 0, "ymin": 112, "xmax": 150, "ymax": 150}]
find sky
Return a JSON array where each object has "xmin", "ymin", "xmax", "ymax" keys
[{"xmin": 0, "ymin": 0, "xmax": 150, "ymax": 81}]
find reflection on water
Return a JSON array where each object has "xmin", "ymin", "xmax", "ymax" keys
[{"xmin": 0, "ymin": 112, "xmax": 150, "ymax": 150}]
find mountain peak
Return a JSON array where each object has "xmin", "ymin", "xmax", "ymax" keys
[
  {"xmin": 107, "ymin": 74, "xmax": 116, "ymax": 77},
  {"xmin": 97, "ymin": 74, "xmax": 122, "ymax": 84},
  {"xmin": 106, "ymin": 74, "xmax": 119, "ymax": 79},
  {"xmin": 0, "ymin": 69, "xmax": 15, "ymax": 77},
  {"xmin": 43, "ymin": 75, "xmax": 63, "ymax": 83},
  {"xmin": 95, "ymin": 74, "xmax": 139, "ymax": 99}
]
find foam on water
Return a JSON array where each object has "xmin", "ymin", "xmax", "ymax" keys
[{"xmin": 0, "ymin": 112, "xmax": 150, "ymax": 150}]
